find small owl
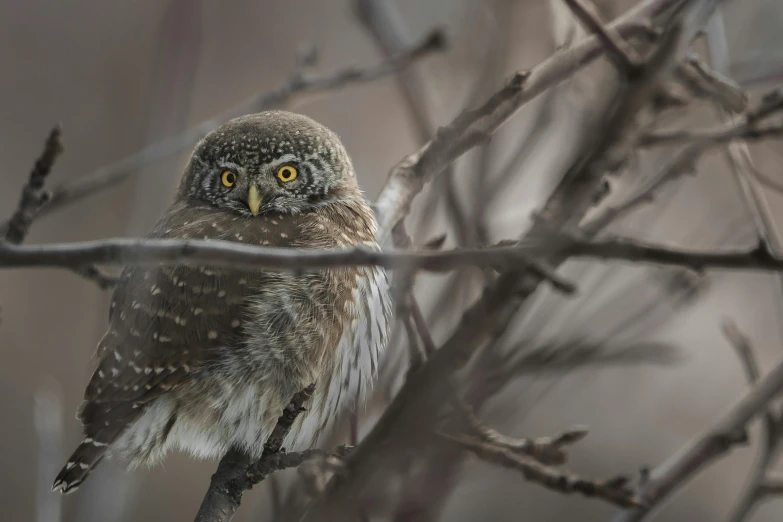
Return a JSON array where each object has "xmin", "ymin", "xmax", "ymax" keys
[{"xmin": 53, "ymin": 111, "xmax": 392, "ymax": 493}]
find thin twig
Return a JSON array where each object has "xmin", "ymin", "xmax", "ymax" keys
[
  {"xmin": 372, "ymin": 0, "xmax": 674, "ymax": 241},
  {"xmin": 611, "ymin": 356, "xmax": 783, "ymax": 522},
  {"xmin": 401, "ymin": 308, "xmax": 425, "ymax": 370},
  {"xmin": 2, "ymin": 126, "xmax": 63, "ymax": 244},
  {"xmin": 409, "ymin": 296, "xmax": 436, "ymax": 357},
  {"xmin": 721, "ymin": 319, "xmax": 782, "ymax": 522},
  {"xmin": 442, "ymin": 433, "xmax": 643, "ymax": 508},
  {"xmin": 562, "ymin": 0, "xmax": 642, "ymax": 72},
  {"xmin": 450, "ymin": 400, "xmax": 588, "ymax": 465},
  {"xmin": 674, "ymin": 53, "xmax": 748, "ymax": 112},
  {"xmin": 705, "ymin": 19, "xmax": 783, "ymax": 519},
  {"xmin": 587, "ymin": 84, "xmax": 783, "ymax": 235},
  {"xmin": 639, "ymin": 120, "xmax": 783, "ymax": 147},
  {"xmin": 582, "ymin": 142, "xmax": 707, "ymax": 234},
  {"xmin": 722, "ymin": 319, "xmax": 763, "ymax": 382},
  {"xmin": 5, "ymin": 31, "xmax": 445, "ymax": 226},
  {"xmin": 1, "ymin": 127, "xmax": 117, "ymax": 288}
]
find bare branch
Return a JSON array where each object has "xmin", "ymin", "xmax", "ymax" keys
[
  {"xmin": 194, "ymin": 385, "xmax": 315, "ymax": 522},
  {"xmin": 450, "ymin": 401, "xmax": 588, "ymax": 465},
  {"xmin": 674, "ymin": 53, "xmax": 748, "ymax": 112},
  {"xmin": 640, "ymin": 85, "xmax": 783, "ymax": 146},
  {"xmin": 401, "ymin": 310, "xmax": 425, "ymax": 370},
  {"xmin": 2, "ymin": 126, "xmax": 63, "ymax": 244},
  {"xmin": 409, "ymin": 296, "xmax": 436, "ymax": 357},
  {"xmin": 302, "ymin": 6, "xmax": 698, "ymax": 518},
  {"xmin": 721, "ymin": 320, "xmax": 782, "ymax": 522},
  {"xmin": 640, "ymin": 120, "xmax": 783, "ymax": 147},
  {"xmin": 582, "ymin": 142, "xmax": 708, "ymax": 234},
  {"xmin": 612, "ymin": 356, "xmax": 783, "ymax": 522},
  {"xmin": 442, "ymin": 433, "xmax": 643, "ymax": 508},
  {"xmin": 562, "ymin": 0, "xmax": 642, "ymax": 72},
  {"xmin": 722, "ymin": 319, "xmax": 762, "ymax": 382},
  {"xmin": 372, "ymin": 0, "xmax": 671, "ymax": 241},
  {"xmin": 1, "ymin": 126, "xmax": 118, "ymax": 289},
  {"xmin": 8, "ymin": 31, "xmax": 445, "ymax": 225},
  {"xmin": 7, "ymin": 233, "xmax": 783, "ymax": 279}
]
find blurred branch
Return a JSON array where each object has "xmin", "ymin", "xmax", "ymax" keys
[
  {"xmin": 195, "ymin": 385, "xmax": 315, "ymax": 522},
  {"xmin": 704, "ymin": 17, "xmax": 783, "ymax": 520},
  {"xmin": 468, "ymin": 2, "xmax": 516, "ymax": 247},
  {"xmin": 1, "ymin": 126, "xmax": 63, "ymax": 244},
  {"xmin": 582, "ymin": 79, "xmax": 783, "ymax": 234},
  {"xmin": 300, "ymin": 3, "xmax": 701, "ymax": 519},
  {"xmin": 611, "ymin": 355, "xmax": 783, "ymax": 522},
  {"xmin": 450, "ymin": 399, "xmax": 588, "ymax": 465},
  {"xmin": 372, "ymin": 0, "xmax": 676, "ymax": 241},
  {"xmin": 722, "ymin": 319, "xmax": 782, "ymax": 522},
  {"xmin": 674, "ymin": 53, "xmax": 748, "ymax": 112},
  {"xmin": 354, "ymin": 0, "xmax": 437, "ymax": 146},
  {"xmin": 562, "ymin": 0, "xmax": 643, "ymax": 71},
  {"xmin": 639, "ymin": 88, "xmax": 783, "ymax": 147},
  {"xmin": 722, "ymin": 319, "xmax": 763, "ymax": 382},
  {"xmin": 442, "ymin": 432, "xmax": 643, "ymax": 508},
  {"xmin": 640, "ymin": 120, "xmax": 783, "ymax": 147},
  {"xmin": 758, "ymin": 473, "xmax": 783, "ymax": 496},
  {"xmin": 582, "ymin": 142, "xmax": 706, "ymax": 234},
  {"xmin": 34, "ymin": 382, "xmax": 63, "ymax": 522},
  {"xmin": 5, "ymin": 31, "xmax": 445, "ymax": 226}
]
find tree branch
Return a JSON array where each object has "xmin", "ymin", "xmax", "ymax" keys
[
  {"xmin": 721, "ymin": 320, "xmax": 782, "ymax": 522},
  {"xmin": 674, "ymin": 53, "xmax": 748, "ymax": 112},
  {"xmin": 562, "ymin": 0, "xmax": 643, "ymax": 72},
  {"xmin": 372, "ymin": 0, "xmax": 674, "ymax": 241},
  {"xmin": 442, "ymin": 433, "xmax": 643, "ymax": 508},
  {"xmin": 611, "ymin": 355, "xmax": 783, "ymax": 522},
  {"xmin": 2, "ymin": 126, "xmax": 63, "ymax": 244},
  {"xmin": 6, "ymin": 233, "xmax": 783, "ymax": 278},
  {"xmin": 299, "ymin": 4, "xmax": 699, "ymax": 519},
  {"xmin": 4, "ymin": 31, "xmax": 445, "ymax": 226},
  {"xmin": 194, "ymin": 385, "xmax": 315, "ymax": 522},
  {"xmin": 0, "ymin": 127, "xmax": 118, "ymax": 289},
  {"xmin": 639, "ymin": 89, "xmax": 783, "ymax": 146},
  {"xmin": 450, "ymin": 399, "xmax": 588, "ymax": 466}
]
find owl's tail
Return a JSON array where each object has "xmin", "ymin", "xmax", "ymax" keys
[
  {"xmin": 52, "ymin": 401, "xmax": 137, "ymax": 494},
  {"xmin": 52, "ymin": 437, "xmax": 109, "ymax": 494}
]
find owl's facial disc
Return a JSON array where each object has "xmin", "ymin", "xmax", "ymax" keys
[{"xmin": 183, "ymin": 112, "xmax": 362, "ymax": 216}]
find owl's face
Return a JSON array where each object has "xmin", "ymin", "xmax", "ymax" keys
[{"xmin": 181, "ymin": 111, "xmax": 359, "ymax": 216}]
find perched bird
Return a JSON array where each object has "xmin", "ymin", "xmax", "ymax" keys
[{"xmin": 53, "ymin": 111, "xmax": 392, "ymax": 493}]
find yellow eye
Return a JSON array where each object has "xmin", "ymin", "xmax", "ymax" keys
[
  {"xmin": 221, "ymin": 170, "xmax": 237, "ymax": 187},
  {"xmin": 277, "ymin": 165, "xmax": 298, "ymax": 183}
]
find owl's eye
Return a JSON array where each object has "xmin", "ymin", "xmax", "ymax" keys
[
  {"xmin": 277, "ymin": 165, "xmax": 298, "ymax": 183},
  {"xmin": 221, "ymin": 170, "xmax": 237, "ymax": 187}
]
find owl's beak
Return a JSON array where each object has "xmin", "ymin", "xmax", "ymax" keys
[{"xmin": 247, "ymin": 185, "xmax": 262, "ymax": 216}]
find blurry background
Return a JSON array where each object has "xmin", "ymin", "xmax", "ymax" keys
[{"xmin": 1, "ymin": 0, "xmax": 782, "ymax": 521}]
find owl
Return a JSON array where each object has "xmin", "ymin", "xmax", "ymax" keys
[{"xmin": 53, "ymin": 111, "xmax": 392, "ymax": 493}]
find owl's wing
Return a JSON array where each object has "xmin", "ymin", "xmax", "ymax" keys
[
  {"xmin": 58, "ymin": 235, "xmax": 259, "ymax": 492},
  {"xmin": 81, "ymin": 204, "xmax": 263, "ymax": 414}
]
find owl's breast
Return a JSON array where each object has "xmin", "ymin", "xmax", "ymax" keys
[{"xmin": 283, "ymin": 264, "xmax": 392, "ymax": 449}]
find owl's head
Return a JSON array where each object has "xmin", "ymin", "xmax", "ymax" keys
[{"xmin": 179, "ymin": 111, "xmax": 361, "ymax": 216}]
